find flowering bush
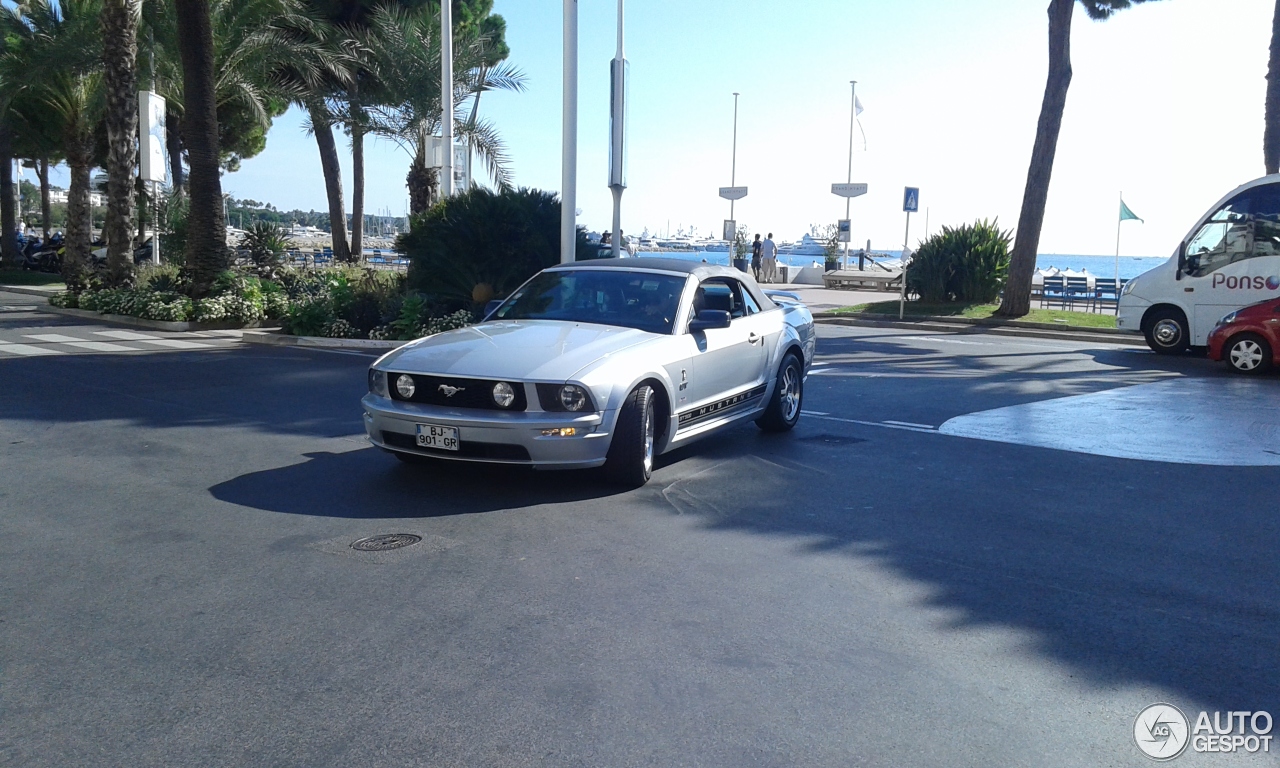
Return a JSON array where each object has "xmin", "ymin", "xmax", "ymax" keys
[
  {"xmin": 48, "ymin": 292, "xmax": 79, "ymax": 309},
  {"xmin": 75, "ymin": 287, "xmax": 195, "ymax": 322}
]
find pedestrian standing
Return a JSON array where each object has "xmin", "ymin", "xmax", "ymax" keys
[
  {"xmin": 751, "ymin": 234, "xmax": 763, "ymax": 280},
  {"xmin": 762, "ymin": 232, "xmax": 778, "ymax": 283}
]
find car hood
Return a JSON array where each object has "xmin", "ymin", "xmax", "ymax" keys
[{"xmin": 379, "ymin": 320, "xmax": 659, "ymax": 381}]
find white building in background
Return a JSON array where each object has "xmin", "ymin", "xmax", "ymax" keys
[{"xmin": 45, "ymin": 188, "xmax": 104, "ymax": 207}]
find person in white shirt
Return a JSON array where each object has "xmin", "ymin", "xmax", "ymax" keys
[{"xmin": 761, "ymin": 233, "xmax": 778, "ymax": 283}]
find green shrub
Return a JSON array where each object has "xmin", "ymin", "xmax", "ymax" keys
[
  {"xmin": 157, "ymin": 194, "xmax": 189, "ymax": 265},
  {"xmin": 238, "ymin": 222, "xmax": 294, "ymax": 280},
  {"xmin": 906, "ymin": 219, "xmax": 1012, "ymax": 303},
  {"xmin": 399, "ymin": 187, "xmax": 594, "ymax": 309},
  {"xmin": 282, "ymin": 296, "xmax": 335, "ymax": 336}
]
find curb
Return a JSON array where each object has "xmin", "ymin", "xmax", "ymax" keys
[
  {"xmin": 0, "ymin": 285, "xmax": 65, "ymax": 298},
  {"xmin": 41, "ymin": 303, "xmax": 258, "ymax": 333},
  {"xmin": 814, "ymin": 313, "xmax": 1147, "ymax": 346},
  {"xmin": 241, "ymin": 330, "xmax": 408, "ymax": 351}
]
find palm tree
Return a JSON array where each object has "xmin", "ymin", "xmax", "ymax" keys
[
  {"xmin": 359, "ymin": 4, "xmax": 523, "ymax": 216},
  {"xmin": 0, "ymin": 125, "xmax": 16, "ymax": 269},
  {"xmin": 1267, "ymin": 0, "xmax": 1280, "ymax": 174},
  {"xmin": 997, "ymin": 0, "xmax": 1160, "ymax": 318},
  {"xmin": 102, "ymin": 0, "xmax": 142, "ymax": 285},
  {"xmin": 0, "ymin": 0, "xmax": 105, "ymax": 290},
  {"xmin": 173, "ymin": 0, "xmax": 225, "ymax": 296}
]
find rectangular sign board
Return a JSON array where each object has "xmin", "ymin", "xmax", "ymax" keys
[
  {"xmin": 831, "ymin": 183, "xmax": 868, "ymax": 198},
  {"xmin": 719, "ymin": 186, "xmax": 748, "ymax": 201},
  {"xmin": 138, "ymin": 91, "xmax": 167, "ymax": 184},
  {"xmin": 723, "ymin": 219, "xmax": 737, "ymax": 241},
  {"xmin": 903, "ymin": 187, "xmax": 920, "ymax": 213},
  {"xmin": 837, "ymin": 219, "xmax": 852, "ymax": 243}
]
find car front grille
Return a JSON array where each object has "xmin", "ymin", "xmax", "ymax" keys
[
  {"xmin": 386, "ymin": 373, "xmax": 528, "ymax": 412},
  {"xmin": 382, "ymin": 431, "xmax": 531, "ymax": 461}
]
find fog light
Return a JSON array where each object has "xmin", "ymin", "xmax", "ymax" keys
[
  {"xmin": 540, "ymin": 427, "xmax": 577, "ymax": 437},
  {"xmin": 492, "ymin": 381, "xmax": 516, "ymax": 407},
  {"xmin": 395, "ymin": 374, "xmax": 416, "ymax": 399}
]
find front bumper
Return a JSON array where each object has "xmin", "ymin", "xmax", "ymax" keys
[
  {"xmin": 1115, "ymin": 295, "xmax": 1150, "ymax": 334},
  {"xmin": 362, "ymin": 394, "xmax": 614, "ymax": 469}
]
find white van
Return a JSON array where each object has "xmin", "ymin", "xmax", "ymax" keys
[{"xmin": 1118, "ymin": 175, "xmax": 1280, "ymax": 353}]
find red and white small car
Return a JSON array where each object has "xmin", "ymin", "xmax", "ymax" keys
[{"xmin": 1207, "ymin": 297, "xmax": 1280, "ymax": 374}]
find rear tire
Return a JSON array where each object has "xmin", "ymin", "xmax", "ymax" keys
[
  {"xmin": 757, "ymin": 353, "xmax": 804, "ymax": 433},
  {"xmin": 1225, "ymin": 333, "xmax": 1272, "ymax": 374},
  {"xmin": 1143, "ymin": 307, "xmax": 1190, "ymax": 355},
  {"xmin": 604, "ymin": 385, "xmax": 656, "ymax": 487}
]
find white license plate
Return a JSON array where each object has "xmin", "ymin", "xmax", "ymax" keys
[{"xmin": 416, "ymin": 423, "xmax": 460, "ymax": 451}]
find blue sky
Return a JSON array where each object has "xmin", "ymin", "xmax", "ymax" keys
[{"xmin": 38, "ymin": 0, "xmax": 1277, "ymax": 256}]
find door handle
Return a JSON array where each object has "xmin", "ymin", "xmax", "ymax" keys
[{"xmin": 748, "ymin": 332, "xmax": 761, "ymax": 345}]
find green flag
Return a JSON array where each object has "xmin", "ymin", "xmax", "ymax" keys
[{"xmin": 1120, "ymin": 198, "xmax": 1143, "ymax": 223}]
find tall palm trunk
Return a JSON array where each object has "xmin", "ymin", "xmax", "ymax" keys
[
  {"xmin": 102, "ymin": 0, "xmax": 142, "ymax": 286},
  {"xmin": 166, "ymin": 109, "xmax": 185, "ymax": 194},
  {"xmin": 174, "ymin": 0, "xmax": 226, "ymax": 297},
  {"xmin": 998, "ymin": 0, "xmax": 1074, "ymax": 318},
  {"xmin": 1267, "ymin": 0, "xmax": 1280, "ymax": 174},
  {"xmin": 39, "ymin": 158, "xmax": 52, "ymax": 239},
  {"xmin": 352, "ymin": 121, "xmax": 364, "ymax": 261},
  {"xmin": 309, "ymin": 104, "xmax": 351, "ymax": 262},
  {"xmin": 63, "ymin": 137, "xmax": 95, "ymax": 291},
  {"xmin": 407, "ymin": 148, "xmax": 439, "ymax": 217},
  {"xmin": 0, "ymin": 127, "xmax": 17, "ymax": 269}
]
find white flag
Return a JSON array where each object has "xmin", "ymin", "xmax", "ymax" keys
[{"xmin": 855, "ymin": 96, "xmax": 864, "ymax": 116}]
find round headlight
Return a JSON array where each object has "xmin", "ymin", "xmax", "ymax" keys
[
  {"xmin": 560, "ymin": 385, "xmax": 587, "ymax": 412},
  {"xmin": 492, "ymin": 381, "xmax": 516, "ymax": 408},
  {"xmin": 395, "ymin": 374, "xmax": 416, "ymax": 399}
]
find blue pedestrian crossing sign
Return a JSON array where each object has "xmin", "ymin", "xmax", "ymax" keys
[{"xmin": 903, "ymin": 187, "xmax": 920, "ymax": 213}]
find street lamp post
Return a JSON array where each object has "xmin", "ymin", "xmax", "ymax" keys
[
  {"xmin": 730, "ymin": 92, "xmax": 739, "ymax": 226},
  {"xmin": 608, "ymin": 0, "xmax": 627, "ymax": 258},
  {"xmin": 845, "ymin": 81, "xmax": 856, "ymax": 270},
  {"xmin": 561, "ymin": 0, "xmax": 578, "ymax": 263},
  {"xmin": 440, "ymin": 0, "xmax": 453, "ymax": 199}
]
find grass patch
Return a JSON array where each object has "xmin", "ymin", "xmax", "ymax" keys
[
  {"xmin": 0, "ymin": 270, "xmax": 65, "ymax": 287},
  {"xmin": 827, "ymin": 300, "xmax": 1116, "ymax": 329}
]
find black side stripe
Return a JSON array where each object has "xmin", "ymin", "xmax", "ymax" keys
[{"xmin": 677, "ymin": 384, "xmax": 768, "ymax": 429}]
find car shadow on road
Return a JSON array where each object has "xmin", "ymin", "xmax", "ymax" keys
[{"xmin": 209, "ymin": 447, "xmax": 627, "ymax": 519}]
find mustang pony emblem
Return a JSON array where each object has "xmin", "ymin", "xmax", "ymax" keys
[{"xmin": 437, "ymin": 384, "xmax": 465, "ymax": 397}]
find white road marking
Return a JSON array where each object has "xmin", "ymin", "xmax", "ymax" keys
[
  {"xmin": 803, "ymin": 410, "xmax": 830, "ymax": 416},
  {"xmin": 94, "ymin": 330, "xmax": 160, "ymax": 341},
  {"xmin": 0, "ymin": 305, "xmax": 38, "ymax": 312},
  {"xmin": 137, "ymin": 339, "xmax": 212, "ymax": 349},
  {"xmin": 883, "ymin": 420, "xmax": 938, "ymax": 430},
  {"xmin": 24, "ymin": 333, "xmax": 86, "ymax": 343},
  {"xmin": 802, "ymin": 411, "xmax": 938, "ymax": 434},
  {"xmin": 64, "ymin": 341, "xmax": 142, "ymax": 352},
  {"xmin": 0, "ymin": 344, "xmax": 66, "ymax": 356}
]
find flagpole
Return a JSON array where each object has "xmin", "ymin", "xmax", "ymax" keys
[
  {"xmin": 844, "ymin": 81, "xmax": 855, "ymax": 271},
  {"xmin": 1115, "ymin": 191, "xmax": 1123, "ymax": 297}
]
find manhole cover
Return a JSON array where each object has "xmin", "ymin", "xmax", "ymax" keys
[
  {"xmin": 351, "ymin": 533, "xmax": 422, "ymax": 552},
  {"xmin": 799, "ymin": 434, "xmax": 866, "ymax": 446}
]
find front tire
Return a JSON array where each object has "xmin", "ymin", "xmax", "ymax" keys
[
  {"xmin": 1225, "ymin": 333, "xmax": 1272, "ymax": 374},
  {"xmin": 604, "ymin": 385, "xmax": 656, "ymax": 487},
  {"xmin": 1143, "ymin": 307, "xmax": 1190, "ymax": 355},
  {"xmin": 757, "ymin": 353, "xmax": 804, "ymax": 433}
]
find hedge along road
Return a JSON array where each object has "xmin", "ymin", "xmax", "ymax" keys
[{"xmin": 0, "ymin": 310, "xmax": 1275, "ymax": 767}]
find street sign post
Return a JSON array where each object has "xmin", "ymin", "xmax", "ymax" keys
[
  {"xmin": 900, "ymin": 187, "xmax": 919, "ymax": 319},
  {"xmin": 831, "ymin": 183, "xmax": 868, "ymax": 198},
  {"xmin": 719, "ymin": 186, "xmax": 748, "ymax": 201}
]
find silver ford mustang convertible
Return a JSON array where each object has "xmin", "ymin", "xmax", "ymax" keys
[{"xmin": 362, "ymin": 258, "xmax": 816, "ymax": 486}]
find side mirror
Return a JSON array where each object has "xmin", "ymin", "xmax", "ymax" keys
[
  {"xmin": 1176, "ymin": 241, "xmax": 1186, "ymax": 281},
  {"xmin": 689, "ymin": 309, "xmax": 732, "ymax": 333},
  {"xmin": 483, "ymin": 299, "xmax": 503, "ymax": 319}
]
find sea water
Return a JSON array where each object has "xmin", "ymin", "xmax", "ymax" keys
[{"xmin": 639, "ymin": 250, "xmax": 1168, "ymax": 280}]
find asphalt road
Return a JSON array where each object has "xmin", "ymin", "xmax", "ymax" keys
[{"xmin": 1, "ymin": 295, "xmax": 1277, "ymax": 767}]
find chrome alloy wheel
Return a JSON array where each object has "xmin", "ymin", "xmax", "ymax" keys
[
  {"xmin": 1153, "ymin": 318, "xmax": 1183, "ymax": 348},
  {"xmin": 642, "ymin": 399, "xmax": 655, "ymax": 474},
  {"xmin": 1230, "ymin": 339, "xmax": 1265, "ymax": 371},
  {"xmin": 781, "ymin": 364, "xmax": 802, "ymax": 422}
]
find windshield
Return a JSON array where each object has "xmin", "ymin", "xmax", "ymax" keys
[{"xmin": 493, "ymin": 270, "xmax": 688, "ymax": 334}]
